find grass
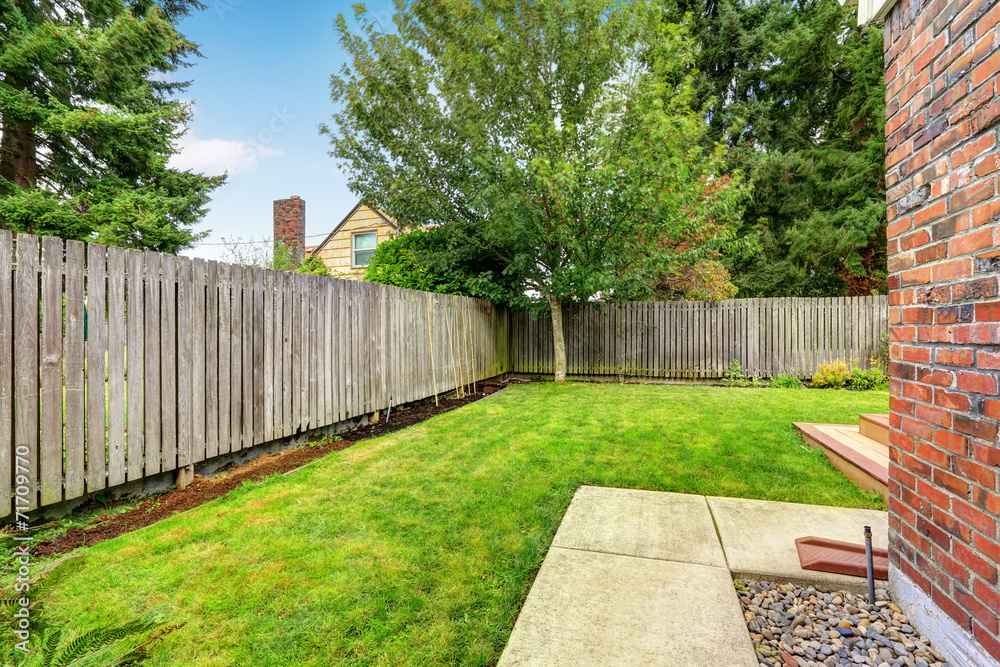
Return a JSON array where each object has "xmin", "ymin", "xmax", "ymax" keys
[{"xmin": 36, "ymin": 383, "xmax": 887, "ymax": 666}]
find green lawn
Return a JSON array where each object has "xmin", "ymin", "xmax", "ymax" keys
[{"xmin": 41, "ymin": 383, "xmax": 887, "ymax": 666}]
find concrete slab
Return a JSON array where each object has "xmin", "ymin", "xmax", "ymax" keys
[
  {"xmin": 551, "ymin": 486, "xmax": 727, "ymax": 568},
  {"xmin": 707, "ymin": 496, "xmax": 889, "ymax": 592},
  {"xmin": 497, "ymin": 547, "xmax": 758, "ymax": 667}
]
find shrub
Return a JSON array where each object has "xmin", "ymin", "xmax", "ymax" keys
[
  {"xmin": 723, "ymin": 359, "xmax": 752, "ymax": 387},
  {"xmin": 811, "ymin": 360, "xmax": 851, "ymax": 389},
  {"xmin": 771, "ymin": 374, "xmax": 804, "ymax": 389},
  {"xmin": 848, "ymin": 366, "xmax": 889, "ymax": 391}
]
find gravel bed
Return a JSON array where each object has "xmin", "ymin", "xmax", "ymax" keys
[{"xmin": 736, "ymin": 580, "xmax": 950, "ymax": 667}]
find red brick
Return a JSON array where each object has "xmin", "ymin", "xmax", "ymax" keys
[
  {"xmin": 979, "ymin": 0, "xmax": 1000, "ymax": 37},
  {"xmin": 932, "ymin": 258, "xmax": 973, "ymax": 282},
  {"xmin": 953, "ymin": 277, "xmax": 999, "ymax": 300},
  {"xmin": 980, "ymin": 398, "xmax": 1000, "ymax": 419},
  {"xmin": 916, "ymin": 402, "xmax": 952, "ymax": 428},
  {"xmin": 972, "ymin": 199, "xmax": 1000, "ymax": 227},
  {"xmin": 902, "ymin": 346, "xmax": 932, "ymax": 363},
  {"xmin": 949, "ymin": 226, "xmax": 995, "ymax": 256},
  {"xmin": 972, "ymin": 441, "xmax": 1000, "ymax": 466},
  {"xmin": 953, "ymin": 323, "xmax": 1000, "ymax": 344},
  {"xmin": 933, "ymin": 503, "xmax": 974, "ymax": 541},
  {"xmin": 903, "ymin": 379, "xmax": 934, "ymax": 402},
  {"xmin": 887, "ymin": 216, "xmax": 913, "ymax": 238},
  {"xmin": 933, "ymin": 585, "xmax": 972, "ymax": 628},
  {"xmin": 917, "ymin": 325, "xmax": 954, "ymax": 342},
  {"xmin": 917, "ymin": 367, "xmax": 954, "ymax": 386},
  {"xmin": 914, "ymin": 200, "xmax": 947, "ymax": 226},
  {"xmin": 901, "ymin": 305, "xmax": 934, "ymax": 323},
  {"xmin": 901, "ymin": 267, "xmax": 933, "ymax": 286},
  {"xmin": 956, "ymin": 414, "xmax": 1000, "ymax": 440},
  {"xmin": 955, "ymin": 586, "xmax": 999, "ymax": 633},
  {"xmin": 957, "ymin": 370, "xmax": 999, "ymax": 394},
  {"xmin": 936, "ymin": 347, "xmax": 974, "ymax": 365},
  {"xmin": 971, "ymin": 51, "xmax": 1000, "ymax": 88},
  {"xmin": 974, "ymin": 621, "xmax": 1000, "ymax": 659},
  {"xmin": 980, "ymin": 351, "xmax": 1000, "ymax": 369},
  {"xmin": 975, "ymin": 301, "xmax": 1000, "ymax": 321},
  {"xmin": 956, "ymin": 456, "xmax": 996, "ymax": 488},
  {"xmin": 918, "ymin": 513, "xmax": 953, "ymax": 549},
  {"xmin": 974, "ymin": 577, "xmax": 1000, "ymax": 611},
  {"xmin": 916, "ymin": 439, "xmax": 950, "ymax": 467},
  {"xmin": 902, "ymin": 414, "xmax": 935, "ymax": 440},
  {"xmin": 972, "ymin": 101, "xmax": 1000, "ymax": 133},
  {"xmin": 891, "ymin": 396, "xmax": 916, "ymax": 415},
  {"xmin": 934, "ymin": 389, "xmax": 970, "ymax": 411},
  {"xmin": 933, "ymin": 427, "xmax": 970, "ymax": 455},
  {"xmin": 954, "ymin": 498, "xmax": 998, "ymax": 534},
  {"xmin": 975, "ymin": 153, "xmax": 1000, "ymax": 178}
]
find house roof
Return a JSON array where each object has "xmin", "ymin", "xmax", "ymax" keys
[{"xmin": 309, "ymin": 201, "xmax": 399, "ymax": 256}]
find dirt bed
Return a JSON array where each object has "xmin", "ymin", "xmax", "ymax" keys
[{"xmin": 33, "ymin": 382, "xmax": 515, "ymax": 558}]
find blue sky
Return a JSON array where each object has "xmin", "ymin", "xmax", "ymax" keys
[{"xmin": 173, "ymin": 1, "xmax": 394, "ymax": 260}]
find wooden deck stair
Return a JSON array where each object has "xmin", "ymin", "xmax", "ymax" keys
[{"xmin": 793, "ymin": 414, "xmax": 890, "ymax": 496}]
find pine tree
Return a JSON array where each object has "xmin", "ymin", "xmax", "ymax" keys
[
  {"xmin": 0, "ymin": 0, "xmax": 224, "ymax": 252},
  {"xmin": 674, "ymin": 0, "xmax": 886, "ymax": 297}
]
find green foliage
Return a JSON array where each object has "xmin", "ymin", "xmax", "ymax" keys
[
  {"xmin": 364, "ymin": 227, "xmax": 522, "ymax": 304},
  {"xmin": 848, "ymin": 366, "xmax": 889, "ymax": 391},
  {"xmin": 723, "ymin": 359, "xmax": 753, "ymax": 387},
  {"xmin": 672, "ymin": 0, "xmax": 886, "ymax": 297},
  {"xmin": 0, "ymin": 557, "xmax": 175, "ymax": 666},
  {"xmin": 871, "ymin": 332, "xmax": 890, "ymax": 372},
  {"xmin": 771, "ymin": 374, "xmax": 804, "ymax": 389},
  {"xmin": 811, "ymin": 360, "xmax": 852, "ymax": 389},
  {"xmin": 325, "ymin": 0, "xmax": 746, "ymax": 376},
  {"xmin": 0, "ymin": 0, "xmax": 224, "ymax": 251},
  {"xmin": 295, "ymin": 253, "xmax": 331, "ymax": 277}
]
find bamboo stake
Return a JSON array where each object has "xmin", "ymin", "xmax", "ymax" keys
[
  {"xmin": 443, "ymin": 299, "xmax": 461, "ymax": 398},
  {"xmin": 426, "ymin": 292, "xmax": 438, "ymax": 406}
]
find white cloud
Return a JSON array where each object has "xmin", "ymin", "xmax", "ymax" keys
[{"xmin": 170, "ymin": 133, "xmax": 283, "ymax": 176}]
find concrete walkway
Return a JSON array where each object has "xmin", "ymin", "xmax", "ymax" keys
[{"xmin": 498, "ymin": 486, "xmax": 888, "ymax": 666}]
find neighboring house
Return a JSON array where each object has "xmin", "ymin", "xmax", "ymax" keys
[{"xmin": 273, "ymin": 196, "xmax": 399, "ymax": 280}]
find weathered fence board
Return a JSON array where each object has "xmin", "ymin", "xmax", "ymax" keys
[
  {"xmin": 511, "ymin": 297, "xmax": 889, "ymax": 379},
  {"xmin": 1, "ymin": 231, "xmax": 888, "ymax": 518}
]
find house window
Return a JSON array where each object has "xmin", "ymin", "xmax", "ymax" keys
[{"xmin": 352, "ymin": 231, "xmax": 377, "ymax": 267}]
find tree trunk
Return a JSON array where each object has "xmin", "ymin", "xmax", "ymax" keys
[
  {"xmin": 545, "ymin": 293, "xmax": 567, "ymax": 384},
  {"xmin": 0, "ymin": 117, "xmax": 37, "ymax": 197}
]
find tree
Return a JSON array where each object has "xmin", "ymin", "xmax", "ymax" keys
[
  {"xmin": 670, "ymin": 0, "xmax": 886, "ymax": 297},
  {"xmin": 325, "ymin": 0, "xmax": 745, "ymax": 382},
  {"xmin": 0, "ymin": 0, "xmax": 224, "ymax": 252},
  {"xmin": 220, "ymin": 238, "xmax": 331, "ymax": 276},
  {"xmin": 364, "ymin": 226, "xmax": 524, "ymax": 302}
]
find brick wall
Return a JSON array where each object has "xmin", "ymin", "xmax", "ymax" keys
[
  {"xmin": 273, "ymin": 196, "xmax": 306, "ymax": 265},
  {"xmin": 884, "ymin": 0, "xmax": 1000, "ymax": 658}
]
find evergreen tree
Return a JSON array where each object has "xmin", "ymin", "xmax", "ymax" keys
[
  {"xmin": 0, "ymin": 0, "xmax": 224, "ymax": 252},
  {"xmin": 674, "ymin": 0, "xmax": 886, "ymax": 297}
]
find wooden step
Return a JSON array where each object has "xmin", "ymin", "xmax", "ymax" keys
[
  {"xmin": 793, "ymin": 422, "xmax": 889, "ymax": 496},
  {"xmin": 858, "ymin": 413, "xmax": 890, "ymax": 447}
]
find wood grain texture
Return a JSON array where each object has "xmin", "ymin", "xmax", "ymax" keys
[
  {"xmin": 40, "ymin": 237, "xmax": 63, "ymax": 506},
  {"xmin": 144, "ymin": 253, "xmax": 162, "ymax": 475},
  {"xmin": 125, "ymin": 250, "xmax": 145, "ymax": 481},
  {"xmin": 0, "ymin": 231, "xmax": 11, "ymax": 514},
  {"xmin": 63, "ymin": 241, "xmax": 86, "ymax": 498},
  {"xmin": 192, "ymin": 258, "xmax": 206, "ymax": 463},
  {"xmin": 160, "ymin": 254, "xmax": 177, "ymax": 472},
  {"xmin": 85, "ymin": 243, "xmax": 107, "ymax": 493},
  {"xmin": 106, "ymin": 246, "xmax": 126, "ymax": 487}
]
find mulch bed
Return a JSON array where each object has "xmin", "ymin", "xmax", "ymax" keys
[{"xmin": 33, "ymin": 382, "xmax": 518, "ymax": 558}]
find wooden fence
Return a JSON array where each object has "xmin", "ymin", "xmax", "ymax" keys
[
  {"xmin": 510, "ymin": 297, "xmax": 889, "ymax": 379},
  {"xmin": 0, "ymin": 231, "xmax": 508, "ymax": 517}
]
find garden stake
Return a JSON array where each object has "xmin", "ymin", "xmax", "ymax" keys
[
  {"xmin": 864, "ymin": 526, "xmax": 876, "ymax": 605},
  {"xmin": 426, "ymin": 293, "xmax": 438, "ymax": 406}
]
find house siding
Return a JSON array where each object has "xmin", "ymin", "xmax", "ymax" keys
[{"xmin": 312, "ymin": 206, "xmax": 397, "ymax": 280}]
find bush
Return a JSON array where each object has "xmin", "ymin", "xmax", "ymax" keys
[
  {"xmin": 723, "ymin": 359, "xmax": 752, "ymax": 387},
  {"xmin": 811, "ymin": 360, "xmax": 852, "ymax": 389},
  {"xmin": 771, "ymin": 374, "xmax": 804, "ymax": 389},
  {"xmin": 848, "ymin": 366, "xmax": 889, "ymax": 391}
]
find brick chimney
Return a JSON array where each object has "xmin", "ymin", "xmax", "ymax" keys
[{"xmin": 273, "ymin": 196, "xmax": 305, "ymax": 266}]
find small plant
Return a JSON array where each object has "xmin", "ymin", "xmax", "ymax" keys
[
  {"xmin": 871, "ymin": 332, "xmax": 890, "ymax": 372},
  {"xmin": 770, "ymin": 374, "xmax": 804, "ymax": 389},
  {"xmin": 848, "ymin": 366, "xmax": 889, "ymax": 391},
  {"xmin": 811, "ymin": 360, "xmax": 852, "ymax": 389},
  {"xmin": 723, "ymin": 359, "xmax": 753, "ymax": 387}
]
